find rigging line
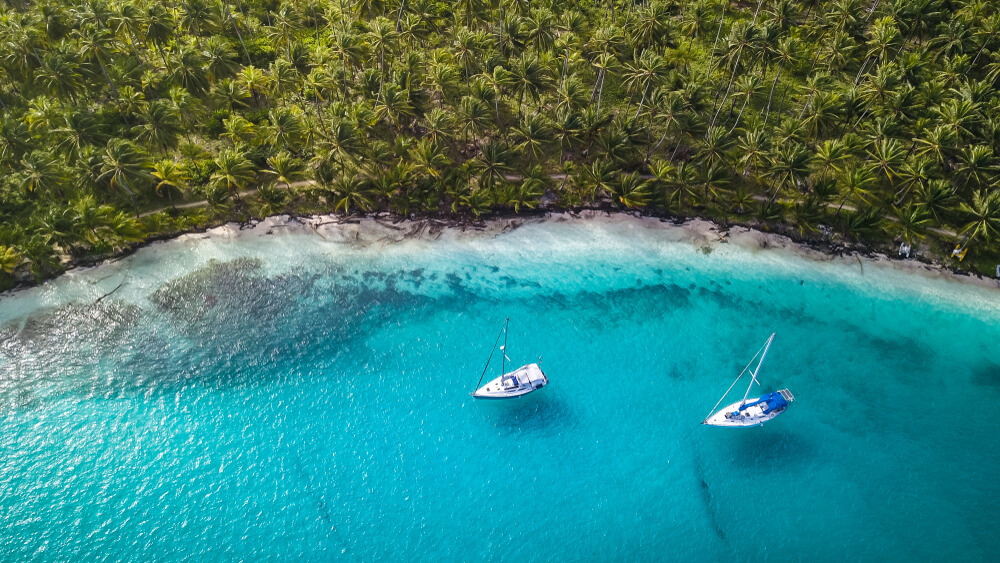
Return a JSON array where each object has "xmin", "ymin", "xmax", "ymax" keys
[
  {"xmin": 501, "ymin": 317, "xmax": 509, "ymax": 377},
  {"xmin": 741, "ymin": 333, "xmax": 775, "ymax": 405},
  {"xmin": 702, "ymin": 341, "xmax": 767, "ymax": 422},
  {"xmin": 475, "ymin": 321, "xmax": 506, "ymax": 391}
]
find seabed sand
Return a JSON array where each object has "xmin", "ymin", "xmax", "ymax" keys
[{"xmin": 2, "ymin": 211, "xmax": 998, "ymax": 323}]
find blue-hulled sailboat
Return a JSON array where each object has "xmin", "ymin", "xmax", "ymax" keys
[{"xmin": 702, "ymin": 333, "xmax": 794, "ymax": 427}]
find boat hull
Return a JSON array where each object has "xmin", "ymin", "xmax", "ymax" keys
[
  {"xmin": 703, "ymin": 396, "xmax": 789, "ymax": 427},
  {"xmin": 472, "ymin": 364, "xmax": 548, "ymax": 399}
]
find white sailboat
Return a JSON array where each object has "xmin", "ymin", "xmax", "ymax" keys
[
  {"xmin": 702, "ymin": 333, "xmax": 794, "ymax": 427},
  {"xmin": 472, "ymin": 319, "xmax": 548, "ymax": 400}
]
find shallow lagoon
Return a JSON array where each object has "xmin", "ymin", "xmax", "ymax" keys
[{"xmin": 1, "ymin": 215, "xmax": 999, "ymax": 561}]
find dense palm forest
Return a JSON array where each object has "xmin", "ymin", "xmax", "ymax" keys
[{"xmin": 2, "ymin": 0, "xmax": 1000, "ymax": 288}]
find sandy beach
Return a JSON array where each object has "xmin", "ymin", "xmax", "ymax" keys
[
  {"xmin": 2, "ymin": 212, "xmax": 999, "ymax": 311},
  {"xmin": 196, "ymin": 211, "xmax": 1000, "ymax": 291}
]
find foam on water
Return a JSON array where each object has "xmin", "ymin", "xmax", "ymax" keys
[{"xmin": 1, "ymin": 215, "xmax": 999, "ymax": 561}]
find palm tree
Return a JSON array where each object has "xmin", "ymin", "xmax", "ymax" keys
[
  {"xmin": 481, "ymin": 65, "xmax": 515, "ymax": 126},
  {"xmin": 954, "ymin": 144, "xmax": 997, "ymax": 192},
  {"xmin": 422, "ymin": 108, "xmax": 454, "ymax": 145},
  {"xmin": 210, "ymin": 150, "xmax": 256, "ymax": 201},
  {"xmin": 893, "ymin": 156, "xmax": 935, "ymax": 204},
  {"xmin": 142, "ymin": 3, "xmax": 175, "ymax": 57},
  {"xmin": 222, "ymin": 115, "xmax": 255, "ymax": 147},
  {"xmin": 524, "ymin": 9, "xmax": 556, "ymax": 54},
  {"xmin": 168, "ymin": 86, "xmax": 204, "ymax": 142},
  {"xmin": 133, "ymin": 100, "xmax": 182, "ymax": 153},
  {"xmin": 367, "ymin": 17, "xmax": 399, "ymax": 90},
  {"xmin": 35, "ymin": 51, "xmax": 83, "ymax": 105},
  {"xmin": 167, "ymin": 43, "xmax": 210, "ymax": 97},
  {"xmin": 767, "ymin": 143, "xmax": 813, "ymax": 198},
  {"xmin": 202, "ymin": 36, "xmax": 240, "ymax": 81},
  {"xmin": 957, "ymin": 190, "xmax": 1000, "ymax": 252},
  {"xmin": 915, "ymin": 179, "xmax": 956, "ymax": 223},
  {"xmin": 330, "ymin": 174, "xmax": 374, "ymax": 214},
  {"xmin": 53, "ymin": 111, "xmax": 104, "ymax": 160},
  {"xmin": 323, "ymin": 120, "xmax": 366, "ymax": 167},
  {"xmin": 801, "ymin": 91, "xmax": 843, "ymax": 141},
  {"xmin": 588, "ymin": 51, "xmax": 620, "ymax": 112},
  {"xmin": 698, "ymin": 127, "xmax": 733, "ymax": 169},
  {"xmin": 813, "ymin": 138, "xmax": 850, "ymax": 182},
  {"xmin": 213, "ymin": 79, "xmax": 250, "ymax": 111},
  {"xmin": 513, "ymin": 114, "xmax": 553, "ymax": 162},
  {"xmin": 695, "ymin": 161, "xmax": 732, "ymax": 205},
  {"xmin": 728, "ymin": 75, "xmax": 762, "ymax": 133},
  {"xmin": 584, "ymin": 159, "xmax": 617, "ymax": 203},
  {"xmin": 840, "ymin": 205, "xmax": 883, "ymax": 242},
  {"xmin": 622, "ymin": 49, "xmax": 669, "ymax": 119},
  {"xmin": 98, "ymin": 140, "xmax": 152, "ymax": 217},
  {"xmin": 179, "ymin": 0, "xmax": 220, "ymax": 36},
  {"xmin": 110, "ymin": 2, "xmax": 145, "ymax": 61},
  {"xmin": 629, "ymin": 2, "xmax": 672, "ymax": 52},
  {"xmin": 476, "ymin": 142, "xmax": 513, "ymax": 189},
  {"xmin": 19, "ymin": 151, "xmax": 65, "ymax": 198},
  {"xmin": 890, "ymin": 203, "xmax": 932, "ymax": 246},
  {"xmin": 835, "ymin": 165, "xmax": 876, "ymax": 216},
  {"xmin": 263, "ymin": 107, "xmax": 309, "ymax": 152},
  {"xmin": 711, "ymin": 21, "xmax": 762, "ymax": 130},
  {"xmin": 373, "ymin": 84, "xmax": 416, "ymax": 130},
  {"xmin": 453, "ymin": 27, "xmax": 484, "ymax": 77},
  {"xmin": 73, "ymin": 25, "xmax": 119, "ymax": 98},
  {"xmin": 867, "ymin": 138, "xmax": 907, "ymax": 185},
  {"xmin": 410, "ymin": 138, "xmax": 450, "ymax": 180},
  {"xmin": 151, "ymin": 160, "xmax": 189, "ymax": 209},
  {"xmin": 737, "ymin": 129, "xmax": 771, "ymax": 177},
  {"xmin": 554, "ymin": 74, "xmax": 589, "ymax": 115},
  {"xmin": 509, "ymin": 53, "xmax": 553, "ymax": 111},
  {"xmin": 262, "ymin": 151, "xmax": 307, "ymax": 188},
  {"xmin": 459, "ymin": 96, "xmax": 493, "ymax": 145},
  {"xmin": 238, "ymin": 66, "xmax": 271, "ymax": 108},
  {"xmin": 507, "ymin": 165, "xmax": 546, "ymax": 212},
  {"xmin": 553, "ymin": 109, "xmax": 583, "ymax": 162},
  {"xmin": 913, "ymin": 125, "xmax": 954, "ymax": 165}
]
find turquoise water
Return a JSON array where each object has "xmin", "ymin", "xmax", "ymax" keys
[{"xmin": 2, "ymin": 216, "xmax": 999, "ymax": 561}]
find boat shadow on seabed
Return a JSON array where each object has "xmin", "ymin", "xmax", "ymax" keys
[
  {"xmin": 711, "ymin": 426, "xmax": 816, "ymax": 473},
  {"xmin": 480, "ymin": 393, "xmax": 574, "ymax": 434}
]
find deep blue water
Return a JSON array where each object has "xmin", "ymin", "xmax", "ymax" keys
[{"xmin": 1, "ymin": 217, "xmax": 999, "ymax": 561}]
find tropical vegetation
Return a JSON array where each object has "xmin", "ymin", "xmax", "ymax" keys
[{"xmin": 2, "ymin": 0, "xmax": 1000, "ymax": 288}]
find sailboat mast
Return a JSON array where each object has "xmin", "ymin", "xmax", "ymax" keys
[
  {"xmin": 740, "ymin": 333, "xmax": 775, "ymax": 406},
  {"xmin": 475, "ymin": 321, "xmax": 507, "ymax": 391},
  {"xmin": 501, "ymin": 318, "xmax": 509, "ymax": 375}
]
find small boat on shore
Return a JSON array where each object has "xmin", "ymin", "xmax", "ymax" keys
[
  {"xmin": 702, "ymin": 333, "xmax": 794, "ymax": 427},
  {"xmin": 472, "ymin": 319, "xmax": 548, "ymax": 400}
]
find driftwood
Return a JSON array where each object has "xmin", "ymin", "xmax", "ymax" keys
[{"xmin": 94, "ymin": 270, "xmax": 129, "ymax": 304}]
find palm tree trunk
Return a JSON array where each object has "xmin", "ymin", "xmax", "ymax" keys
[
  {"xmin": 762, "ymin": 64, "xmax": 783, "ymax": 125},
  {"xmin": 729, "ymin": 97, "xmax": 750, "ymax": 135},
  {"xmin": 97, "ymin": 58, "xmax": 119, "ymax": 99},
  {"xmin": 709, "ymin": 64, "xmax": 738, "ymax": 132},
  {"xmin": 633, "ymin": 83, "xmax": 650, "ymax": 121},
  {"xmin": 223, "ymin": 1, "xmax": 252, "ymax": 65},
  {"xmin": 120, "ymin": 176, "xmax": 140, "ymax": 217},
  {"xmin": 597, "ymin": 71, "xmax": 607, "ymax": 113},
  {"xmin": 706, "ymin": 4, "xmax": 726, "ymax": 75}
]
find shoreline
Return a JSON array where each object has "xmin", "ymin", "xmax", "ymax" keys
[{"xmin": 2, "ymin": 210, "xmax": 999, "ymax": 301}]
